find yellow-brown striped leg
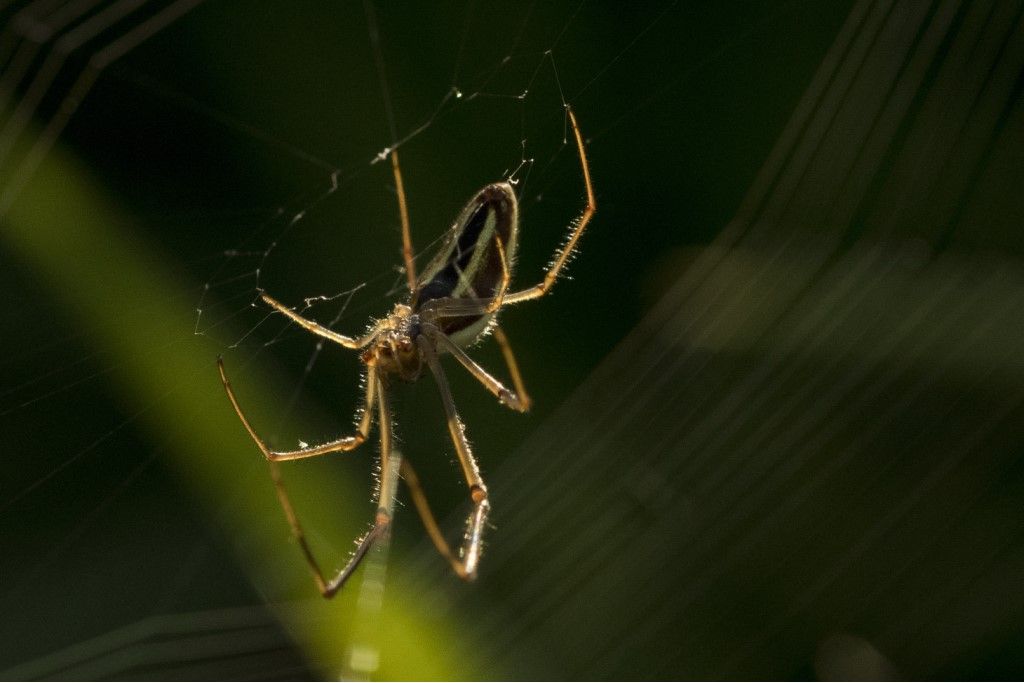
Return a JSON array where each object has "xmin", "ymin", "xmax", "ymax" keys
[
  {"xmin": 422, "ymin": 324, "xmax": 529, "ymax": 412},
  {"xmin": 417, "ymin": 337, "xmax": 490, "ymax": 579},
  {"xmin": 503, "ymin": 106, "xmax": 596, "ymax": 304},
  {"xmin": 391, "ymin": 150, "xmax": 417, "ymax": 294},
  {"xmin": 218, "ymin": 357, "xmax": 376, "ymax": 461},
  {"xmin": 319, "ymin": 378, "xmax": 398, "ymax": 597}
]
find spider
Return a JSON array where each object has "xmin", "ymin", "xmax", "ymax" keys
[{"xmin": 218, "ymin": 106, "xmax": 595, "ymax": 598}]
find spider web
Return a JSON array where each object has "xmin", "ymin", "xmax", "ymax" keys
[{"xmin": 7, "ymin": 0, "xmax": 1022, "ymax": 680}]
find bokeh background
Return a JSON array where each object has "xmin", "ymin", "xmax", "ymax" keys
[{"xmin": 3, "ymin": 0, "xmax": 1024, "ymax": 679}]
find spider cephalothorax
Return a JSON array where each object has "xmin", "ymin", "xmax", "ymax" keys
[
  {"xmin": 362, "ymin": 304, "xmax": 424, "ymax": 382},
  {"xmin": 218, "ymin": 106, "xmax": 595, "ymax": 598}
]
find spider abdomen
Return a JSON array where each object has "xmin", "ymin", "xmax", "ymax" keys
[{"xmin": 412, "ymin": 182, "xmax": 518, "ymax": 346}]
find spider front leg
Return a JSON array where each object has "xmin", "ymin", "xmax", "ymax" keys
[
  {"xmin": 261, "ymin": 292, "xmax": 381, "ymax": 349},
  {"xmin": 416, "ymin": 336, "xmax": 491, "ymax": 579},
  {"xmin": 390, "ymin": 149, "xmax": 418, "ymax": 294},
  {"xmin": 503, "ymin": 106, "xmax": 596, "ymax": 305}
]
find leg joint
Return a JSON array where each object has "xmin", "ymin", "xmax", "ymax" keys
[{"xmin": 470, "ymin": 483, "xmax": 488, "ymax": 504}]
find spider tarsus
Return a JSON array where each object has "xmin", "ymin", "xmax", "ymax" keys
[{"xmin": 499, "ymin": 389, "xmax": 524, "ymax": 410}]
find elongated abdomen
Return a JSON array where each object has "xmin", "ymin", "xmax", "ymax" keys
[{"xmin": 413, "ymin": 183, "xmax": 519, "ymax": 344}]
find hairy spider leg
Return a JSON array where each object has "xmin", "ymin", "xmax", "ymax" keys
[
  {"xmin": 423, "ymin": 323, "xmax": 529, "ymax": 412},
  {"xmin": 417, "ymin": 336, "xmax": 490, "ymax": 579},
  {"xmin": 218, "ymin": 358, "xmax": 376, "ymax": 461},
  {"xmin": 260, "ymin": 292, "xmax": 381, "ymax": 349},
  {"xmin": 492, "ymin": 325, "xmax": 532, "ymax": 411},
  {"xmin": 503, "ymin": 106, "xmax": 596, "ymax": 304},
  {"xmin": 391, "ymin": 150, "xmax": 417, "ymax": 294},
  {"xmin": 218, "ymin": 359, "xmax": 390, "ymax": 597},
  {"xmin": 318, "ymin": 378, "xmax": 400, "ymax": 597}
]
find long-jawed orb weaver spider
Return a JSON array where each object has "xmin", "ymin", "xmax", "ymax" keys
[{"xmin": 218, "ymin": 106, "xmax": 595, "ymax": 598}]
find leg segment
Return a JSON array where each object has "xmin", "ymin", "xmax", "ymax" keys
[
  {"xmin": 503, "ymin": 106, "xmax": 596, "ymax": 304},
  {"xmin": 218, "ymin": 357, "xmax": 376, "ymax": 461},
  {"xmin": 419, "ymin": 296, "xmax": 501, "ymax": 319},
  {"xmin": 225, "ymin": 371, "xmax": 392, "ymax": 598},
  {"xmin": 400, "ymin": 458, "xmax": 479, "ymax": 579},
  {"xmin": 317, "ymin": 377, "xmax": 399, "ymax": 597},
  {"xmin": 485, "ymin": 233, "xmax": 511, "ymax": 314},
  {"xmin": 261, "ymin": 292, "xmax": 380, "ymax": 349},
  {"xmin": 264, "ymin": 438, "xmax": 384, "ymax": 597},
  {"xmin": 492, "ymin": 325, "xmax": 532, "ymax": 411},
  {"xmin": 391, "ymin": 150, "xmax": 417, "ymax": 293},
  {"xmin": 422, "ymin": 323, "xmax": 529, "ymax": 412},
  {"xmin": 417, "ymin": 337, "xmax": 491, "ymax": 579}
]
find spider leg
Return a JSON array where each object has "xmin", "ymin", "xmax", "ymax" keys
[
  {"xmin": 492, "ymin": 325, "xmax": 532, "ymax": 410},
  {"xmin": 502, "ymin": 106, "xmax": 596, "ymax": 304},
  {"xmin": 261, "ymin": 292, "xmax": 380, "ymax": 349},
  {"xmin": 264, "ymin": 457, "xmax": 375, "ymax": 599},
  {"xmin": 219, "ymin": 360, "xmax": 387, "ymax": 598},
  {"xmin": 418, "ymin": 336, "xmax": 490, "ymax": 579},
  {"xmin": 400, "ymin": 458, "xmax": 475, "ymax": 578},
  {"xmin": 485, "ymin": 233, "xmax": 510, "ymax": 314},
  {"xmin": 390, "ymin": 150, "xmax": 417, "ymax": 293},
  {"xmin": 419, "ymin": 296, "xmax": 500, "ymax": 319},
  {"xmin": 422, "ymin": 323, "xmax": 529, "ymax": 412},
  {"xmin": 319, "ymin": 378, "xmax": 400, "ymax": 597},
  {"xmin": 218, "ymin": 357, "xmax": 376, "ymax": 461}
]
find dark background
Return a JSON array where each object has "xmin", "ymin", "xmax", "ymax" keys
[{"xmin": 3, "ymin": 0, "xmax": 1024, "ymax": 679}]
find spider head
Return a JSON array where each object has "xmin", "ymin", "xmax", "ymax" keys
[
  {"xmin": 365, "ymin": 306, "xmax": 423, "ymax": 382},
  {"xmin": 373, "ymin": 334, "xmax": 422, "ymax": 382}
]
